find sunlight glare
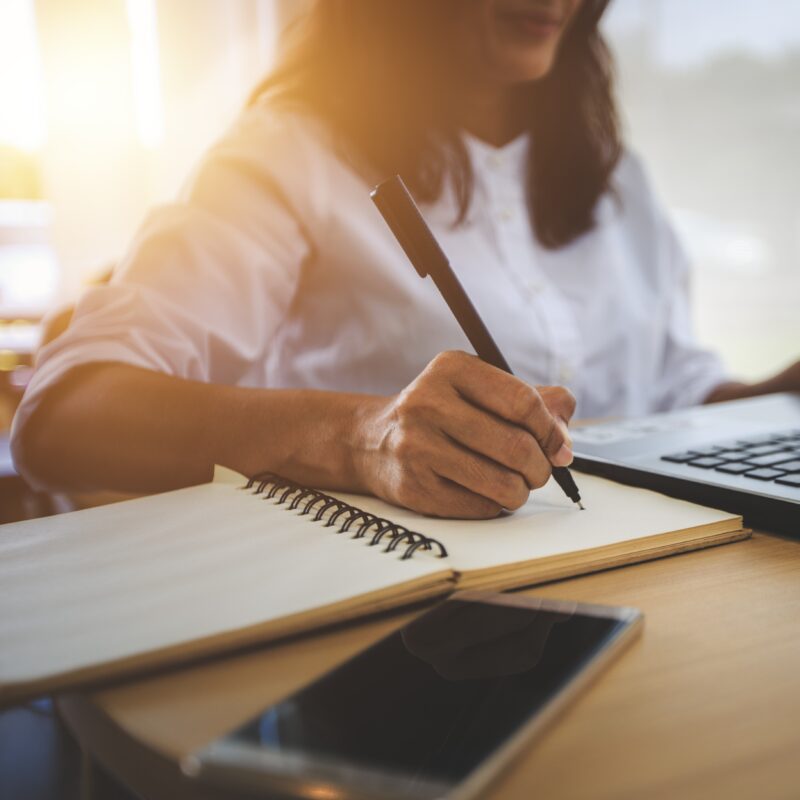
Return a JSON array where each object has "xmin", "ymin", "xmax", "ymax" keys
[
  {"xmin": 125, "ymin": 0, "xmax": 164, "ymax": 149},
  {"xmin": 0, "ymin": 0, "xmax": 46, "ymax": 152}
]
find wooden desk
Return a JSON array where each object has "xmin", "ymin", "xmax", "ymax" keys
[{"xmin": 60, "ymin": 533, "xmax": 800, "ymax": 800}]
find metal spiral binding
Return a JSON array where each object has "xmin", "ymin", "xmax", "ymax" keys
[{"xmin": 243, "ymin": 473, "xmax": 448, "ymax": 561}]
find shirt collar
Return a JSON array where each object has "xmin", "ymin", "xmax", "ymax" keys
[{"xmin": 462, "ymin": 130, "xmax": 530, "ymax": 176}]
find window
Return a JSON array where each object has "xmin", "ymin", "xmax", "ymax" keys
[
  {"xmin": 0, "ymin": 0, "xmax": 278, "ymax": 313},
  {"xmin": 0, "ymin": 0, "xmax": 55, "ymax": 315},
  {"xmin": 604, "ymin": 0, "xmax": 800, "ymax": 380}
]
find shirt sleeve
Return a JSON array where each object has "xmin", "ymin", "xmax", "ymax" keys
[
  {"xmin": 12, "ymin": 105, "xmax": 325, "ymax": 462},
  {"xmin": 651, "ymin": 215, "xmax": 730, "ymax": 412}
]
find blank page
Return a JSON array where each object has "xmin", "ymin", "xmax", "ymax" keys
[
  {"xmin": 332, "ymin": 473, "xmax": 742, "ymax": 575},
  {"xmin": 0, "ymin": 468, "xmax": 450, "ymax": 700}
]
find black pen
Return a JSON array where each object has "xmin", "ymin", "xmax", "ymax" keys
[{"xmin": 371, "ymin": 174, "xmax": 584, "ymax": 510}]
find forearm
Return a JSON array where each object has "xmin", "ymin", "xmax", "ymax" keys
[
  {"xmin": 12, "ymin": 363, "xmax": 382, "ymax": 495},
  {"xmin": 705, "ymin": 362, "xmax": 798, "ymax": 405},
  {"xmin": 704, "ymin": 380, "xmax": 758, "ymax": 404},
  {"xmin": 13, "ymin": 351, "xmax": 578, "ymax": 518}
]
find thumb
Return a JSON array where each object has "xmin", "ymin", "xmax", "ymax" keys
[
  {"xmin": 536, "ymin": 386, "xmax": 577, "ymax": 467},
  {"xmin": 537, "ymin": 385, "xmax": 576, "ymax": 425}
]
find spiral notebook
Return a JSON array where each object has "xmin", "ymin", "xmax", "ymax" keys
[{"xmin": 0, "ymin": 466, "xmax": 745, "ymax": 707}]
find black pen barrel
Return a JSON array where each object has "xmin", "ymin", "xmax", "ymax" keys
[
  {"xmin": 553, "ymin": 467, "xmax": 582, "ymax": 506},
  {"xmin": 429, "ymin": 270, "xmax": 511, "ymax": 374}
]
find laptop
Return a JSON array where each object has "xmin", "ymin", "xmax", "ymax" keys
[{"xmin": 571, "ymin": 393, "xmax": 800, "ymax": 535}]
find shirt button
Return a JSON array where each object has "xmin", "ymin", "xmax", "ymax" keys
[
  {"xmin": 499, "ymin": 208, "xmax": 513, "ymax": 221},
  {"xmin": 558, "ymin": 364, "xmax": 574, "ymax": 383},
  {"xmin": 488, "ymin": 154, "xmax": 503, "ymax": 168}
]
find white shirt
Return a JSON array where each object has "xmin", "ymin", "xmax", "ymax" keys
[{"xmin": 15, "ymin": 101, "xmax": 727, "ymax": 449}]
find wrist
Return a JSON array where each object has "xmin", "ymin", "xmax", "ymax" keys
[
  {"xmin": 347, "ymin": 393, "xmax": 393, "ymax": 496},
  {"xmin": 226, "ymin": 388, "xmax": 390, "ymax": 493},
  {"xmin": 705, "ymin": 374, "xmax": 788, "ymax": 405},
  {"xmin": 704, "ymin": 380, "xmax": 750, "ymax": 404}
]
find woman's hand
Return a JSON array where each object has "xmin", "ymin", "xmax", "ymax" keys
[
  {"xmin": 706, "ymin": 359, "xmax": 800, "ymax": 404},
  {"xmin": 354, "ymin": 350, "xmax": 576, "ymax": 519},
  {"xmin": 768, "ymin": 360, "xmax": 800, "ymax": 393}
]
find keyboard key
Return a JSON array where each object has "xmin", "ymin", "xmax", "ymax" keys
[
  {"xmin": 737, "ymin": 435, "xmax": 783, "ymax": 447},
  {"xmin": 745, "ymin": 452, "xmax": 797, "ymax": 467},
  {"xmin": 775, "ymin": 474, "xmax": 800, "ymax": 488},
  {"xmin": 661, "ymin": 452, "xmax": 698, "ymax": 464},
  {"xmin": 741, "ymin": 444, "xmax": 788, "ymax": 457},
  {"xmin": 687, "ymin": 457, "xmax": 727, "ymax": 469},
  {"xmin": 715, "ymin": 462, "xmax": 755, "ymax": 475},
  {"xmin": 744, "ymin": 468, "xmax": 787, "ymax": 481},
  {"xmin": 689, "ymin": 446, "xmax": 727, "ymax": 457},
  {"xmin": 774, "ymin": 460, "xmax": 800, "ymax": 473},
  {"xmin": 662, "ymin": 431, "xmax": 800, "ymax": 482},
  {"xmin": 711, "ymin": 440, "xmax": 747, "ymax": 451},
  {"xmin": 715, "ymin": 450, "xmax": 746, "ymax": 461}
]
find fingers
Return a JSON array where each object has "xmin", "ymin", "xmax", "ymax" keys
[
  {"xmin": 387, "ymin": 428, "xmax": 527, "ymax": 517},
  {"xmin": 433, "ymin": 351, "xmax": 576, "ymax": 467},
  {"xmin": 437, "ymin": 400, "xmax": 552, "ymax": 490},
  {"xmin": 537, "ymin": 384, "xmax": 576, "ymax": 463},
  {"xmin": 538, "ymin": 384, "xmax": 577, "ymax": 426},
  {"xmin": 432, "ymin": 437, "xmax": 531, "ymax": 511},
  {"xmin": 404, "ymin": 473, "xmax": 504, "ymax": 520}
]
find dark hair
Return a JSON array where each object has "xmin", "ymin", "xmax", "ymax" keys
[{"xmin": 251, "ymin": 0, "xmax": 621, "ymax": 249}]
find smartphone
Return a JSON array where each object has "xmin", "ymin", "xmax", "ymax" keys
[{"xmin": 183, "ymin": 592, "xmax": 643, "ymax": 800}]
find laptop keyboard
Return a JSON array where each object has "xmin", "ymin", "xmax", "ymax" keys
[{"xmin": 661, "ymin": 429, "xmax": 800, "ymax": 488}]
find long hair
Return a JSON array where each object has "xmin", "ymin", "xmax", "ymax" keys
[{"xmin": 251, "ymin": 0, "xmax": 621, "ymax": 249}]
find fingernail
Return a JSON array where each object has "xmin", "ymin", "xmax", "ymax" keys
[
  {"xmin": 557, "ymin": 418, "xmax": 572, "ymax": 449},
  {"xmin": 553, "ymin": 443, "xmax": 574, "ymax": 467}
]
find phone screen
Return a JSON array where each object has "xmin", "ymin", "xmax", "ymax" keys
[{"xmin": 218, "ymin": 598, "xmax": 628, "ymax": 787}]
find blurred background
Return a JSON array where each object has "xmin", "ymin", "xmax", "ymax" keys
[{"xmin": 0, "ymin": 0, "xmax": 798, "ymax": 405}]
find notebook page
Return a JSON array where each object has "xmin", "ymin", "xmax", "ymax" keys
[
  {"xmin": 330, "ymin": 473, "xmax": 741, "ymax": 574},
  {"xmin": 0, "ymin": 468, "xmax": 450, "ymax": 693}
]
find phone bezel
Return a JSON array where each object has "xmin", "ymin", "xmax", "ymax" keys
[{"xmin": 183, "ymin": 591, "xmax": 643, "ymax": 800}]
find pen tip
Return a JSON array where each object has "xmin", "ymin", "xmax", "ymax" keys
[{"xmin": 577, "ymin": 501, "xmax": 585, "ymax": 511}]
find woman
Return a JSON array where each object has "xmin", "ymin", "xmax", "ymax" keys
[{"xmin": 11, "ymin": 0, "xmax": 799, "ymax": 518}]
